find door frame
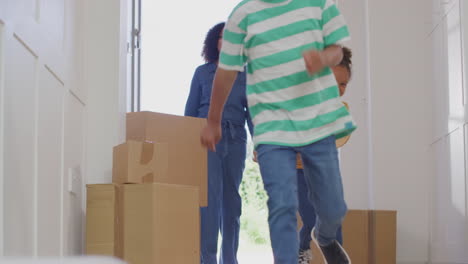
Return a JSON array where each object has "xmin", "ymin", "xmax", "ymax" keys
[{"xmin": 130, "ymin": 0, "xmax": 141, "ymax": 112}]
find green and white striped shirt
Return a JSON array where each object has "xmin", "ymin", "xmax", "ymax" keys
[{"xmin": 220, "ymin": 0, "xmax": 356, "ymax": 147}]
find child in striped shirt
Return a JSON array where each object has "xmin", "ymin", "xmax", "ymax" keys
[{"xmin": 201, "ymin": 1, "xmax": 356, "ymax": 263}]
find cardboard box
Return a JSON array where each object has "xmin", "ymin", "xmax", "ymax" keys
[
  {"xmin": 85, "ymin": 184, "xmax": 118, "ymax": 256},
  {"xmin": 118, "ymin": 183, "xmax": 200, "ymax": 264},
  {"xmin": 112, "ymin": 140, "xmax": 169, "ymax": 184},
  {"xmin": 86, "ymin": 183, "xmax": 200, "ymax": 263},
  {"xmin": 342, "ymin": 210, "xmax": 397, "ymax": 264},
  {"xmin": 126, "ymin": 111, "xmax": 208, "ymax": 207},
  {"xmin": 297, "ymin": 209, "xmax": 397, "ymax": 264}
]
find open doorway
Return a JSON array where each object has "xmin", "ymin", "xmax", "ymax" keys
[
  {"xmin": 138, "ymin": 1, "xmax": 237, "ymax": 116},
  {"xmin": 132, "ymin": 0, "xmax": 273, "ymax": 262}
]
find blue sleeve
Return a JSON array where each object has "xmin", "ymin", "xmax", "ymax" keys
[{"xmin": 184, "ymin": 68, "xmax": 201, "ymax": 117}]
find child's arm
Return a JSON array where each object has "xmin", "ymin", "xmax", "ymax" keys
[
  {"xmin": 305, "ymin": 0, "xmax": 350, "ymax": 75},
  {"xmin": 303, "ymin": 45, "xmax": 343, "ymax": 75},
  {"xmin": 200, "ymin": 68, "xmax": 238, "ymax": 151}
]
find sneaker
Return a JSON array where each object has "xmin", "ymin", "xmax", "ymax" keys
[
  {"xmin": 298, "ymin": 249, "xmax": 313, "ymax": 264},
  {"xmin": 311, "ymin": 227, "xmax": 351, "ymax": 264}
]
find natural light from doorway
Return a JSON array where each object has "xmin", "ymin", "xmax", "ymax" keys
[
  {"xmin": 141, "ymin": 0, "xmax": 239, "ymax": 115},
  {"xmin": 140, "ymin": 1, "xmax": 273, "ymax": 263}
]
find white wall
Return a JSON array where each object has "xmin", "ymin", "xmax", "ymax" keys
[
  {"xmin": 0, "ymin": 0, "xmax": 128, "ymax": 256},
  {"xmin": 369, "ymin": 1, "xmax": 433, "ymax": 263},
  {"xmin": 340, "ymin": 0, "xmax": 468, "ymax": 263},
  {"xmin": 337, "ymin": 0, "xmax": 373, "ymax": 210},
  {"xmin": 429, "ymin": 0, "xmax": 468, "ymax": 263},
  {"xmin": 339, "ymin": 1, "xmax": 434, "ymax": 263},
  {"xmin": 83, "ymin": 0, "xmax": 128, "ymax": 186},
  {"xmin": 0, "ymin": 19, "xmax": 5, "ymax": 257}
]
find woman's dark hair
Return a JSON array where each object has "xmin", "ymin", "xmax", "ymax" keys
[
  {"xmin": 202, "ymin": 22, "xmax": 225, "ymax": 63},
  {"xmin": 338, "ymin": 46, "xmax": 353, "ymax": 76}
]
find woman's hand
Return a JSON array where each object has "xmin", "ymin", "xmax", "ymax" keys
[
  {"xmin": 200, "ymin": 121, "xmax": 222, "ymax": 151},
  {"xmin": 253, "ymin": 151, "xmax": 258, "ymax": 163}
]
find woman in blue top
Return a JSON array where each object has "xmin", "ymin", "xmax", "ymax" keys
[{"xmin": 185, "ymin": 22, "xmax": 253, "ymax": 264}]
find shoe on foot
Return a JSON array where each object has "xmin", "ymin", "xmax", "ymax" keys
[
  {"xmin": 298, "ymin": 249, "xmax": 313, "ymax": 264},
  {"xmin": 311, "ymin": 227, "xmax": 351, "ymax": 264}
]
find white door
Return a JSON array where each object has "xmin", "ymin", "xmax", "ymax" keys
[{"xmin": 0, "ymin": 0, "xmax": 86, "ymax": 256}]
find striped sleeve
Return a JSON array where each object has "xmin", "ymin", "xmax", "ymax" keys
[
  {"xmin": 219, "ymin": 8, "xmax": 248, "ymax": 71},
  {"xmin": 322, "ymin": 0, "xmax": 350, "ymax": 47}
]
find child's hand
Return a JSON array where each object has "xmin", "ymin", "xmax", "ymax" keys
[
  {"xmin": 200, "ymin": 121, "xmax": 222, "ymax": 151},
  {"xmin": 303, "ymin": 50, "xmax": 325, "ymax": 75}
]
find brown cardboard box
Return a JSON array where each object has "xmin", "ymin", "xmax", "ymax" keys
[
  {"xmin": 297, "ymin": 210, "xmax": 397, "ymax": 264},
  {"xmin": 112, "ymin": 140, "xmax": 169, "ymax": 184},
  {"xmin": 342, "ymin": 210, "xmax": 397, "ymax": 264},
  {"xmin": 118, "ymin": 183, "xmax": 200, "ymax": 264},
  {"xmin": 126, "ymin": 111, "xmax": 208, "ymax": 207},
  {"xmin": 85, "ymin": 184, "xmax": 118, "ymax": 256}
]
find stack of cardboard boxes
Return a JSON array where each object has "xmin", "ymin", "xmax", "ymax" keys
[
  {"xmin": 86, "ymin": 111, "xmax": 397, "ymax": 264},
  {"xmin": 86, "ymin": 111, "xmax": 207, "ymax": 264}
]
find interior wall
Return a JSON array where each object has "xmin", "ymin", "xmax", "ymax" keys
[
  {"xmin": 369, "ymin": 0, "xmax": 433, "ymax": 262},
  {"xmin": 429, "ymin": 0, "xmax": 468, "ymax": 263},
  {"xmin": 339, "ymin": 0, "xmax": 433, "ymax": 263},
  {"xmin": 0, "ymin": 19, "xmax": 5, "ymax": 257},
  {"xmin": 84, "ymin": 0, "xmax": 128, "ymax": 186},
  {"xmin": 337, "ymin": 0, "xmax": 373, "ymax": 210}
]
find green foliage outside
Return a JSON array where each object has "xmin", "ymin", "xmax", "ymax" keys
[{"xmin": 239, "ymin": 141, "xmax": 270, "ymax": 246}]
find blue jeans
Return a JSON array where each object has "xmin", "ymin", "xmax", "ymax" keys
[
  {"xmin": 297, "ymin": 169, "xmax": 343, "ymax": 250},
  {"xmin": 200, "ymin": 121, "xmax": 247, "ymax": 264},
  {"xmin": 256, "ymin": 136, "xmax": 347, "ymax": 264}
]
